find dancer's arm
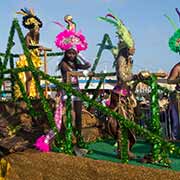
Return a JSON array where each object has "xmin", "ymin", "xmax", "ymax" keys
[
  {"xmin": 76, "ymin": 61, "xmax": 91, "ymax": 70},
  {"xmin": 76, "ymin": 54, "xmax": 91, "ymax": 70},
  {"xmin": 168, "ymin": 63, "xmax": 180, "ymax": 81}
]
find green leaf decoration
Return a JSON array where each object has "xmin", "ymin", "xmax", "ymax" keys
[
  {"xmin": 98, "ymin": 17, "xmax": 118, "ymax": 27},
  {"xmin": 98, "ymin": 10, "xmax": 134, "ymax": 49}
]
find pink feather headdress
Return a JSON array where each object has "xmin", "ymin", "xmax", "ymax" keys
[{"xmin": 54, "ymin": 16, "xmax": 88, "ymax": 53}]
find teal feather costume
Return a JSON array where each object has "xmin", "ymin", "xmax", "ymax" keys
[{"xmin": 165, "ymin": 8, "xmax": 180, "ymax": 54}]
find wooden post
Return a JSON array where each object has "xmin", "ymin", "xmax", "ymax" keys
[
  {"xmin": 44, "ymin": 50, "xmax": 48, "ymax": 98},
  {"xmin": 43, "ymin": 48, "xmax": 52, "ymax": 98}
]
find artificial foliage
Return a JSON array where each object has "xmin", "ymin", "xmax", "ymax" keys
[
  {"xmin": 0, "ymin": 23, "xmax": 115, "ymax": 102},
  {"xmin": 0, "ymin": 57, "xmax": 3, "ymax": 80},
  {"xmin": 91, "ymin": 73, "xmax": 106, "ymax": 101},
  {"xmin": 74, "ymin": 129, "xmax": 87, "ymax": 149},
  {"xmin": 64, "ymin": 92, "xmax": 73, "ymax": 154},
  {"xmin": 149, "ymin": 75, "xmax": 162, "ymax": 135},
  {"xmin": 0, "ymin": 20, "xmax": 15, "ymax": 92},
  {"xmin": 10, "ymin": 55, "xmax": 15, "ymax": 99},
  {"xmin": 0, "ymin": 52, "xmax": 63, "ymax": 58},
  {"xmin": 121, "ymin": 124, "xmax": 128, "ymax": 163},
  {"xmin": 1, "ymin": 18, "xmax": 180, "ymax": 167},
  {"xmin": 2, "ymin": 62, "xmax": 180, "ymax": 165},
  {"xmin": 1, "ymin": 18, "xmax": 62, "ymax": 145},
  {"xmin": 3, "ymin": 21, "xmax": 15, "ymax": 69},
  {"xmin": 0, "ymin": 58, "xmax": 2, "ymax": 68},
  {"xmin": 85, "ymin": 34, "xmax": 113, "ymax": 90},
  {"xmin": 157, "ymin": 84, "xmax": 171, "ymax": 95},
  {"xmin": 6, "ymin": 19, "xmax": 41, "ymax": 117},
  {"xmin": 148, "ymin": 75, "xmax": 169, "ymax": 166},
  {"xmin": 37, "ymin": 71, "xmax": 180, "ymax": 163},
  {"xmin": 1, "ymin": 56, "xmax": 179, "ymax": 166},
  {"xmin": 87, "ymin": 73, "xmax": 106, "ymax": 111}
]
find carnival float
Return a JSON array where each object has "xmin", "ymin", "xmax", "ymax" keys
[{"xmin": 0, "ymin": 7, "xmax": 180, "ymax": 180}]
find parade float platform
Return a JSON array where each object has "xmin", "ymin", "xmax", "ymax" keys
[
  {"xmin": 1, "ymin": 100, "xmax": 180, "ymax": 179},
  {"xmin": 86, "ymin": 139, "xmax": 180, "ymax": 171}
]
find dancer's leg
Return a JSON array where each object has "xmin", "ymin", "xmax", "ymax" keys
[{"xmin": 25, "ymin": 71, "xmax": 32, "ymax": 96}]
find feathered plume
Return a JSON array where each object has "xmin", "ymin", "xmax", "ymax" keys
[
  {"xmin": 53, "ymin": 21, "xmax": 65, "ymax": 29},
  {"xmin": 98, "ymin": 9, "xmax": 134, "ymax": 49},
  {"xmin": 16, "ymin": 8, "xmax": 35, "ymax": 17},
  {"xmin": 165, "ymin": 8, "xmax": 180, "ymax": 54},
  {"xmin": 164, "ymin": 14, "xmax": 178, "ymax": 30},
  {"xmin": 29, "ymin": 8, "xmax": 35, "ymax": 16}
]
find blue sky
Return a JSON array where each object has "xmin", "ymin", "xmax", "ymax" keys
[{"xmin": 0, "ymin": 0, "xmax": 179, "ymax": 75}]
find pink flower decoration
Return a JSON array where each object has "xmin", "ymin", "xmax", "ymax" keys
[
  {"xmin": 34, "ymin": 135, "xmax": 50, "ymax": 152},
  {"xmin": 55, "ymin": 29, "xmax": 88, "ymax": 52},
  {"xmin": 120, "ymin": 88, "xmax": 128, "ymax": 96},
  {"xmin": 105, "ymin": 99, "xmax": 111, "ymax": 107},
  {"xmin": 113, "ymin": 85, "xmax": 129, "ymax": 96},
  {"xmin": 34, "ymin": 130, "xmax": 56, "ymax": 152}
]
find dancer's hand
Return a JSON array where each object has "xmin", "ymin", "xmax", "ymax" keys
[
  {"xmin": 83, "ymin": 70, "xmax": 89, "ymax": 77},
  {"xmin": 38, "ymin": 46, "xmax": 44, "ymax": 52},
  {"xmin": 137, "ymin": 71, "xmax": 151, "ymax": 80},
  {"xmin": 85, "ymin": 61, "xmax": 91, "ymax": 68}
]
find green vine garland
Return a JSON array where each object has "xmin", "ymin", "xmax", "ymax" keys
[
  {"xmin": 0, "ymin": 18, "xmax": 179, "ymax": 166},
  {"xmin": 64, "ymin": 92, "xmax": 73, "ymax": 154},
  {"xmin": 149, "ymin": 75, "xmax": 169, "ymax": 166},
  {"xmin": 85, "ymin": 34, "xmax": 113, "ymax": 90}
]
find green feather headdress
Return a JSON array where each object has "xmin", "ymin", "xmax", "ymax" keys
[
  {"xmin": 165, "ymin": 8, "xmax": 180, "ymax": 54},
  {"xmin": 98, "ymin": 10, "xmax": 134, "ymax": 51}
]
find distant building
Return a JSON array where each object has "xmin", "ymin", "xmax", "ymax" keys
[{"xmin": 41, "ymin": 75, "xmax": 117, "ymax": 90}]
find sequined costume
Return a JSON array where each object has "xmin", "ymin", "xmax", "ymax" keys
[
  {"xmin": 14, "ymin": 40, "xmax": 42, "ymax": 98},
  {"xmin": 14, "ymin": 8, "xmax": 43, "ymax": 98},
  {"xmin": 55, "ymin": 15, "xmax": 91, "ymax": 152}
]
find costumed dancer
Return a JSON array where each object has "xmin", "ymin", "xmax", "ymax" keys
[
  {"xmin": 14, "ymin": 8, "xmax": 43, "ymax": 98},
  {"xmin": 165, "ymin": 8, "xmax": 180, "ymax": 140},
  {"xmin": 99, "ymin": 11, "xmax": 137, "ymax": 159},
  {"xmin": 55, "ymin": 15, "xmax": 90, "ymax": 155},
  {"xmin": 34, "ymin": 15, "xmax": 90, "ymax": 153}
]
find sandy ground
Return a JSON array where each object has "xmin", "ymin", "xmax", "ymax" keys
[{"xmin": 3, "ymin": 149, "xmax": 180, "ymax": 180}]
